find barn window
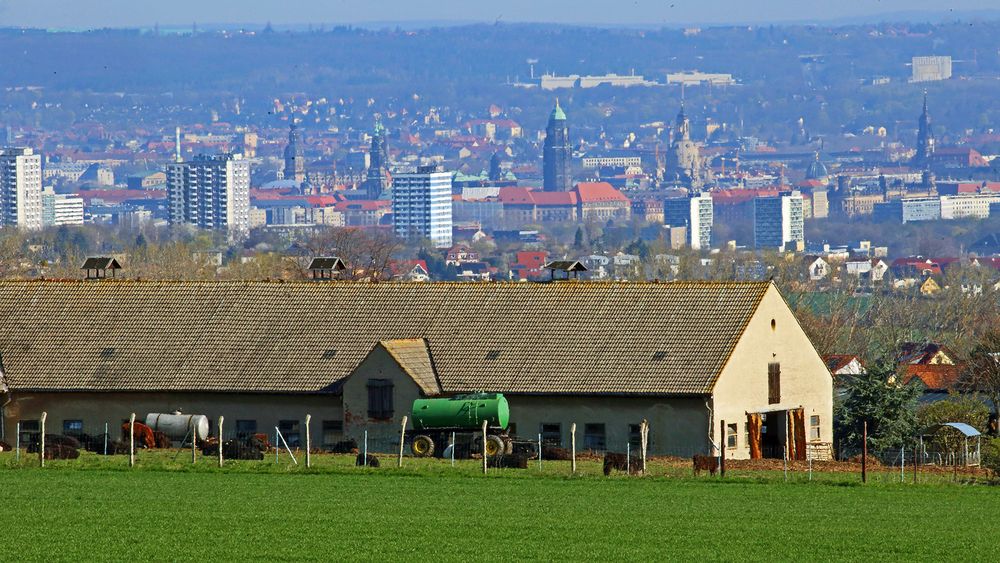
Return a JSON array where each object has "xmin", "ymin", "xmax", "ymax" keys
[
  {"xmin": 628, "ymin": 424, "xmax": 642, "ymax": 448},
  {"xmin": 63, "ymin": 420, "xmax": 83, "ymax": 436},
  {"xmin": 19, "ymin": 419, "xmax": 39, "ymax": 445},
  {"xmin": 810, "ymin": 415, "xmax": 821, "ymax": 441},
  {"xmin": 768, "ymin": 362, "xmax": 781, "ymax": 404},
  {"xmin": 322, "ymin": 420, "xmax": 343, "ymax": 446},
  {"xmin": 727, "ymin": 423, "xmax": 738, "ymax": 448},
  {"xmin": 235, "ymin": 419, "xmax": 257, "ymax": 438},
  {"xmin": 367, "ymin": 379, "xmax": 394, "ymax": 419},
  {"xmin": 540, "ymin": 423, "xmax": 561, "ymax": 446},
  {"xmin": 279, "ymin": 420, "xmax": 301, "ymax": 448},
  {"xmin": 583, "ymin": 423, "xmax": 606, "ymax": 451}
]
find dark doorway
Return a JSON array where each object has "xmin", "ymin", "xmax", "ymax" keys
[{"xmin": 759, "ymin": 411, "xmax": 787, "ymax": 459}]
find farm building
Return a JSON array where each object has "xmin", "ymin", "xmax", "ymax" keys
[{"xmin": 0, "ymin": 280, "xmax": 832, "ymax": 459}]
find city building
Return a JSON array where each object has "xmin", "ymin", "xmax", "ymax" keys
[
  {"xmin": 392, "ymin": 166, "xmax": 453, "ymax": 248},
  {"xmin": 539, "ymin": 72, "xmax": 656, "ymax": 90},
  {"xmin": 581, "ymin": 153, "xmax": 643, "ymax": 169},
  {"xmin": 283, "ymin": 122, "xmax": 306, "ymax": 185},
  {"xmin": 754, "ymin": 191, "xmax": 805, "ymax": 252},
  {"xmin": 665, "ymin": 71, "xmax": 736, "ymax": 86},
  {"xmin": 542, "ymin": 100, "xmax": 571, "ymax": 192},
  {"xmin": 911, "ymin": 56, "xmax": 952, "ymax": 83},
  {"xmin": 940, "ymin": 194, "xmax": 1000, "ymax": 220},
  {"xmin": 874, "ymin": 197, "xmax": 941, "ymax": 223},
  {"xmin": 663, "ymin": 192, "xmax": 713, "ymax": 250},
  {"xmin": 166, "ymin": 153, "xmax": 251, "ymax": 238},
  {"xmin": 573, "ymin": 182, "xmax": 631, "ymax": 221},
  {"xmin": 364, "ymin": 117, "xmax": 391, "ymax": 200},
  {"xmin": 0, "ymin": 147, "xmax": 43, "ymax": 230},
  {"xmin": 41, "ymin": 187, "xmax": 84, "ymax": 227}
]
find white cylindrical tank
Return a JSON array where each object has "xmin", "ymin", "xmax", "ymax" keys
[{"xmin": 145, "ymin": 413, "xmax": 210, "ymax": 441}]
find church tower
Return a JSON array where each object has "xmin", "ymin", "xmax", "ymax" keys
[
  {"xmin": 364, "ymin": 116, "xmax": 390, "ymax": 199},
  {"xmin": 914, "ymin": 92, "xmax": 935, "ymax": 168},
  {"xmin": 283, "ymin": 121, "xmax": 306, "ymax": 185},
  {"xmin": 542, "ymin": 99, "xmax": 571, "ymax": 192}
]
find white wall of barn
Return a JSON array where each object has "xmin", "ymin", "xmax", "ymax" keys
[{"xmin": 710, "ymin": 285, "xmax": 834, "ymax": 460}]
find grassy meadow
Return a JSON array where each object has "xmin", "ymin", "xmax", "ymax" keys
[{"xmin": 1, "ymin": 451, "xmax": 996, "ymax": 561}]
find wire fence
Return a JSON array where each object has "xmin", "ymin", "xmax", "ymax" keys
[{"xmin": 1, "ymin": 412, "xmax": 994, "ymax": 485}]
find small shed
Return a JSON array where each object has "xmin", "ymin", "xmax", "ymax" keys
[
  {"xmin": 543, "ymin": 260, "xmax": 587, "ymax": 281},
  {"xmin": 919, "ymin": 422, "xmax": 982, "ymax": 467},
  {"xmin": 81, "ymin": 257, "xmax": 122, "ymax": 280},
  {"xmin": 308, "ymin": 257, "xmax": 347, "ymax": 280}
]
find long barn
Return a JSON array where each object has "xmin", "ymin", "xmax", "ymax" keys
[{"xmin": 0, "ymin": 279, "xmax": 832, "ymax": 459}]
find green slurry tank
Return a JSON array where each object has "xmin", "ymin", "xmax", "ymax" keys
[
  {"xmin": 412, "ymin": 393, "xmax": 510, "ymax": 431},
  {"xmin": 409, "ymin": 393, "xmax": 510, "ymax": 458}
]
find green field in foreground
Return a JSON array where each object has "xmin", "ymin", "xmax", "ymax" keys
[{"xmin": 2, "ymin": 453, "xmax": 997, "ymax": 561}]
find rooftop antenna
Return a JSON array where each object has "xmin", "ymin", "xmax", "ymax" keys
[
  {"xmin": 174, "ymin": 127, "xmax": 182, "ymax": 163},
  {"xmin": 527, "ymin": 58, "xmax": 538, "ymax": 79}
]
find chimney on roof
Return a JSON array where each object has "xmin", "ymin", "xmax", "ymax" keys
[
  {"xmin": 81, "ymin": 257, "xmax": 122, "ymax": 280},
  {"xmin": 307, "ymin": 257, "xmax": 347, "ymax": 281}
]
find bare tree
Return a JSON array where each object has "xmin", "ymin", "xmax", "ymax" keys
[{"xmin": 962, "ymin": 329, "xmax": 1000, "ymax": 415}]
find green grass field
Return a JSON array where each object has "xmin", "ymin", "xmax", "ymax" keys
[{"xmin": 2, "ymin": 452, "xmax": 996, "ymax": 561}]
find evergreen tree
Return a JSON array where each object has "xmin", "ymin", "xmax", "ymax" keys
[{"xmin": 835, "ymin": 357, "xmax": 919, "ymax": 452}]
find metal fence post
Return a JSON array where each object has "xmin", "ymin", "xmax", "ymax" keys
[
  {"xmin": 15, "ymin": 421, "xmax": 20, "ymax": 463},
  {"xmin": 451, "ymin": 431, "xmax": 456, "ymax": 467},
  {"xmin": 103, "ymin": 422, "xmax": 108, "ymax": 456},
  {"xmin": 363, "ymin": 429, "xmax": 368, "ymax": 467},
  {"xmin": 274, "ymin": 427, "xmax": 279, "ymax": 463},
  {"xmin": 719, "ymin": 419, "xmax": 726, "ymax": 478},
  {"xmin": 862, "ymin": 421, "xmax": 868, "ymax": 484},
  {"xmin": 570, "ymin": 423, "xmax": 577, "ymax": 474},
  {"xmin": 191, "ymin": 418, "xmax": 197, "ymax": 465}
]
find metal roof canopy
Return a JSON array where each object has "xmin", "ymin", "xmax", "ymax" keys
[{"xmin": 921, "ymin": 422, "xmax": 981, "ymax": 437}]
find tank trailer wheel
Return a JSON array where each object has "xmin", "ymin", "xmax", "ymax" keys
[
  {"xmin": 412, "ymin": 435, "xmax": 435, "ymax": 457},
  {"xmin": 484, "ymin": 435, "xmax": 504, "ymax": 459}
]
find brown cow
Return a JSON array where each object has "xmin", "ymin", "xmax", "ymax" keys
[
  {"xmin": 356, "ymin": 453, "xmax": 380, "ymax": 467},
  {"xmin": 603, "ymin": 452, "xmax": 642, "ymax": 476},
  {"xmin": 692, "ymin": 454, "xmax": 719, "ymax": 476},
  {"xmin": 121, "ymin": 422, "xmax": 156, "ymax": 449}
]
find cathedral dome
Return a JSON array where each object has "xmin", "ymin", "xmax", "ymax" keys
[{"xmin": 805, "ymin": 154, "xmax": 828, "ymax": 180}]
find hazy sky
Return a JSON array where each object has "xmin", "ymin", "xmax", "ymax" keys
[{"xmin": 0, "ymin": 0, "xmax": 996, "ymax": 28}]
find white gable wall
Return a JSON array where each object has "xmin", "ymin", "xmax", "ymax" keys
[{"xmin": 709, "ymin": 284, "xmax": 833, "ymax": 460}]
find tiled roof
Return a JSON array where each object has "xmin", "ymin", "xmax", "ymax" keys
[
  {"xmin": 823, "ymin": 354, "xmax": 860, "ymax": 374},
  {"xmin": 0, "ymin": 280, "xmax": 771, "ymax": 396},
  {"xmin": 379, "ymin": 339, "xmax": 441, "ymax": 396},
  {"xmin": 901, "ymin": 364, "xmax": 962, "ymax": 392},
  {"xmin": 574, "ymin": 182, "xmax": 630, "ymax": 203}
]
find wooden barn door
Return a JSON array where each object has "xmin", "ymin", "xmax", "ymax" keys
[
  {"xmin": 747, "ymin": 413, "xmax": 763, "ymax": 460},
  {"xmin": 787, "ymin": 408, "xmax": 807, "ymax": 461}
]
